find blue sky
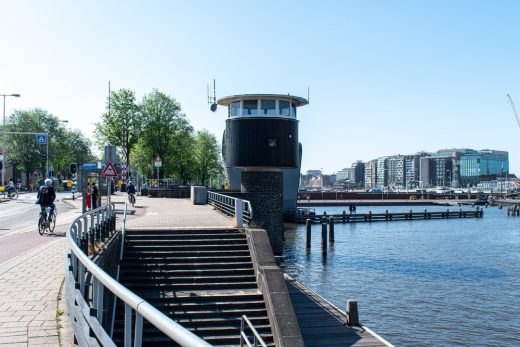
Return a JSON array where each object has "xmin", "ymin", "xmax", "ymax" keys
[{"xmin": 1, "ymin": 1, "xmax": 519, "ymax": 174}]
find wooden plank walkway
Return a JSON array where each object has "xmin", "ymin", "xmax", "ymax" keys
[
  {"xmin": 286, "ymin": 278, "xmax": 391, "ymax": 346},
  {"xmin": 296, "ymin": 208, "xmax": 483, "ymax": 224}
]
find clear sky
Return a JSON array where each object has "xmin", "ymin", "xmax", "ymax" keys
[{"xmin": 1, "ymin": 1, "xmax": 519, "ymax": 174}]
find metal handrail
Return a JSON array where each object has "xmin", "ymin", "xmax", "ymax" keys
[
  {"xmin": 240, "ymin": 315, "xmax": 267, "ymax": 347},
  {"xmin": 207, "ymin": 191, "xmax": 253, "ymax": 225},
  {"xmin": 66, "ymin": 203, "xmax": 212, "ymax": 347}
]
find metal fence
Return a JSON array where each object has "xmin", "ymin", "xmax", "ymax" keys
[
  {"xmin": 65, "ymin": 203, "xmax": 212, "ymax": 347},
  {"xmin": 207, "ymin": 191, "xmax": 253, "ymax": 226}
]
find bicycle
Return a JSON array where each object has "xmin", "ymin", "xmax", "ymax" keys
[
  {"xmin": 38, "ymin": 206, "xmax": 57, "ymax": 235},
  {"xmin": 1, "ymin": 187, "xmax": 18, "ymax": 200},
  {"xmin": 128, "ymin": 193, "xmax": 136, "ymax": 207}
]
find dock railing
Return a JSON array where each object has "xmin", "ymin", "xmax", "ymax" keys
[
  {"xmin": 65, "ymin": 202, "xmax": 212, "ymax": 347},
  {"xmin": 208, "ymin": 191, "xmax": 253, "ymax": 227}
]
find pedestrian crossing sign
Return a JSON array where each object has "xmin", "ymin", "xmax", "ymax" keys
[{"xmin": 101, "ymin": 161, "xmax": 118, "ymax": 177}]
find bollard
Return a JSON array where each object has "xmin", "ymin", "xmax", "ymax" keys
[
  {"xmin": 368, "ymin": 210, "xmax": 372, "ymax": 222},
  {"xmin": 409, "ymin": 209, "xmax": 412, "ymax": 220},
  {"xmin": 342, "ymin": 210, "xmax": 346, "ymax": 222},
  {"xmin": 329, "ymin": 217, "xmax": 334, "ymax": 243},
  {"xmin": 306, "ymin": 219, "xmax": 311, "ymax": 249},
  {"xmin": 446, "ymin": 208, "xmax": 449, "ymax": 219},
  {"xmin": 385, "ymin": 209, "xmax": 389, "ymax": 221},
  {"xmin": 321, "ymin": 223, "xmax": 327, "ymax": 255},
  {"xmin": 235, "ymin": 199, "xmax": 243, "ymax": 228},
  {"xmin": 346, "ymin": 300, "xmax": 359, "ymax": 326}
]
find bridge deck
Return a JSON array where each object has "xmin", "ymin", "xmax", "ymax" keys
[
  {"xmin": 119, "ymin": 195, "xmax": 390, "ymax": 346},
  {"xmin": 286, "ymin": 278, "xmax": 389, "ymax": 346}
]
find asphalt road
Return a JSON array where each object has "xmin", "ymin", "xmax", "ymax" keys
[{"xmin": 0, "ymin": 192, "xmax": 82, "ymax": 264}]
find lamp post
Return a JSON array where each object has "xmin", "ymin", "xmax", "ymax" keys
[{"xmin": 1, "ymin": 93, "xmax": 21, "ymax": 187}]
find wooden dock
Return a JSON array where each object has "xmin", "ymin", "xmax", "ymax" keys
[
  {"xmin": 286, "ymin": 277, "xmax": 391, "ymax": 346},
  {"xmin": 295, "ymin": 208, "xmax": 483, "ymax": 224}
]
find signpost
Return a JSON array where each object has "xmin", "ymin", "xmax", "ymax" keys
[
  {"xmin": 101, "ymin": 161, "xmax": 118, "ymax": 204},
  {"xmin": 154, "ymin": 155, "xmax": 162, "ymax": 182}
]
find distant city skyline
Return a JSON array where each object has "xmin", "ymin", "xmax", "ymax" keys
[{"xmin": 1, "ymin": 1, "xmax": 519, "ymax": 174}]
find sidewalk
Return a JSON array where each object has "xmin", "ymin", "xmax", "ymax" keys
[{"xmin": 0, "ymin": 193, "xmax": 234, "ymax": 346}]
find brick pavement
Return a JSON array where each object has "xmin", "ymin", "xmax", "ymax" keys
[{"xmin": 0, "ymin": 193, "xmax": 235, "ymax": 346}]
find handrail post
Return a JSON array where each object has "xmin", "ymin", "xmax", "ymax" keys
[
  {"xmin": 235, "ymin": 198, "xmax": 243, "ymax": 228},
  {"xmin": 134, "ymin": 312, "xmax": 143, "ymax": 347},
  {"xmin": 124, "ymin": 303, "xmax": 132, "ymax": 347}
]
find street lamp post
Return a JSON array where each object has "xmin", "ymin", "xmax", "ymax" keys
[{"xmin": 1, "ymin": 93, "xmax": 21, "ymax": 187}]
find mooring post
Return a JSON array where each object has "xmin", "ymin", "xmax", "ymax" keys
[
  {"xmin": 385, "ymin": 209, "xmax": 388, "ymax": 221},
  {"xmin": 329, "ymin": 216, "xmax": 334, "ymax": 243},
  {"xmin": 368, "ymin": 210, "xmax": 372, "ymax": 222},
  {"xmin": 342, "ymin": 210, "xmax": 346, "ymax": 222},
  {"xmin": 321, "ymin": 222, "xmax": 327, "ymax": 255},
  {"xmin": 424, "ymin": 208, "xmax": 427, "ymax": 219},
  {"xmin": 446, "ymin": 208, "xmax": 449, "ymax": 218},
  {"xmin": 306, "ymin": 219, "xmax": 311, "ymax": 249},
  {"xmin": 346, "ymin": 300, "xmax": 359, "ymax": 326}
]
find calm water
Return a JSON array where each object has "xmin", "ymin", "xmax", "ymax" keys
[{"xmin": 281, "ymin": 205, "xmax": 520, "ymax": 346}]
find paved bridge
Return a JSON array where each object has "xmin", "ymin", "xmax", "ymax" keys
[{"xmin": 65, "ymin": 195, "xmax": 391, "ymax": 346}]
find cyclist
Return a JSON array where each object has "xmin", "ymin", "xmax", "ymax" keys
[
  {"xmin": 6, "ymin": 178, "xmax": 15, "ymax": 195},
  {"xmin": 37, "ymin": 178, "xmax": 56, "ymax": 221},
  {"xmin": 127, "ymin": 181, "xmax": 136, "ymax": 205}
]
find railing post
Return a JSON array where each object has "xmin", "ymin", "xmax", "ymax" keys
[
  {"xmin": 124, "ymin": 303, "xmax": 132, "ymax": 347},
  {"xmin": 306, "ymin": 219, "xmax": 311, "ymax": 249},
  {"xmin": 328, "ymin": 217, "xmax": 334, "ymax": 243},
  {"xmin": 134, "ymin": 312, "xmax": 143, "ymax": 347},
  {"xmin": 346, "ymin": 300, "xmax": 359, "ymax": 326},
  {"xmin": 321, "ymin": 222, "xmax": 327, "ymax": 255},
  {"xmin": 235, "ymin": 198, "xmax": 243, "ymax": 228}
]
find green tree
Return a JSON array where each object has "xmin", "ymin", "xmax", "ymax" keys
[
  {"xmin": 193, "ymin": 130, "xmax": 222, "ymax": 186},
  {"xmin": 139, "ymin": 90, "xmax": 191, "ymax": 181},
  {"xmin": 94, "ymin": 89, "xmax": 140, "ymax": 165}
]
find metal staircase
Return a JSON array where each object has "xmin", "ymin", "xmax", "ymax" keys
[{"xmin": 112, "ymin": 229, "xmax": 274, "ymax": 346}]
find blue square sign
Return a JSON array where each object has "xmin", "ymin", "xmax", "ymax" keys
[{"xmin": 37, "ymin": 134, "xmax": 47, "ymax": 145}]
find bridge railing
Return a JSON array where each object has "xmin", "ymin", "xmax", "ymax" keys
[
  {"xmin": 207, "ymin": 191, "xmax": 253, "ymax": 226},
  {"xmin": 65, "ymin": 203, "xmax": 212, "ymax": 347}
]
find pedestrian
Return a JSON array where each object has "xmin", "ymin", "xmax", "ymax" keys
[
  {"xmin": 85, "ymin": 184, "xmax": 92, "ymax": 211},
  {"xmin": 91, "ymin": 182, "xmax": 99, "ymax": 209}
]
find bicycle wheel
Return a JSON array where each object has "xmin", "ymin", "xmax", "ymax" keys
[
  {"xmin": 38, "ymin": 214, "xmax": 47, "ymax": 235},
  {"xmin": 49, "ymin": 211, "xmax": 56, "ymax": 233},
  {"xmin": 9, "ymin": 191, "xmax": 18, "ymax": 200}
]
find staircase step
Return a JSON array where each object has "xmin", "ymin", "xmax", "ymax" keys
[
  {"xmin": 119, "ymin": 261, "xmax": 253, "ymax": 271},
  {"xmin": 120, "ymin": 268, "xmax": 254, "ymax": 277},
  {"xmin": 126, "ymin": 233, "xmax": 245, "ymax": 240},
  {"xmin": 120, "ymin": 273, "xmax": 257, "ymax": 283},
  {"xmin": 126, "ymin": 229, "xmax": 242, "ymax": 236},
  {"xmin": 126, "ymin": 244, "xmax": 249, "ymax": 251},
  {"xmin": 125, "ymin": 238, "xmax": 247, "ymax": 246},
  {"xmin": 124, "ymin": 282, "xmax": 258, "ymax": 291},
  {"xmin": 122, "ymin": 255, "xmax": 252, "ymax": 263}
]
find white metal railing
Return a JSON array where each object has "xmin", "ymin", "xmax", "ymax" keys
[
  {"xmin": 240, "ymin": 315, "xmax": 267, "ymax": 347},
  {"xmin": 207, "ymin": 191, "xmax": 253, "ymax": 226},
  {"xmin": 66, "ymin": 203, "xmax": 212, "ymax": 347}
]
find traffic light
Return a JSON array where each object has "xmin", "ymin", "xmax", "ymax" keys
[{"xmin": 70, "ymin": 163, "xmax": 77, "ymax": 174}]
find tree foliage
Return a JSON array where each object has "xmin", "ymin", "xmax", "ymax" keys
[
  {"xmin": 193, "ymin": 130, "xmax": 222, "ymax": 186},
  {"xmin": 94, "ymin": 89, "xmax": 140, "ymax": 165},
  {"xmin": 6, "ymin": 108, "xmax": 94, "ymax": 181}
]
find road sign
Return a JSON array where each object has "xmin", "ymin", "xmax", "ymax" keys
[
  {"xmin": 101, "ymin": 161, "xmax": 118, "ymax": 177},
  {"xmin": 82, "ymin": 163, "xmax": 98, "ymax": 170},
  {"xmin": 37, "ymin": 134, "xmax": 47, "ymax": 145},
  {"xmin": 121, "ymin": 162, "xmax": 127, "ymax": 169},
  {"xmin": 104, "ymin": 145, "xmax": 116, "ymax": 164}
]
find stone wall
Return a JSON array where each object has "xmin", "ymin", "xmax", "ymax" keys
[{"xmin": 241, "ymin": 171, "xmax": 284, "ymax": 254}]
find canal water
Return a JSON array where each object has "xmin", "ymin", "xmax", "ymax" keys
[{"xmin": 281, "ymin": 205, "xmax": 520, "ymax": 346}]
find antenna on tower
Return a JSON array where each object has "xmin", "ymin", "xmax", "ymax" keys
[
  {"xmin": 208, "ymin": 79, "xmax": 217, "ymax": 112},
  {"xmin": 307, "ymin": 86, "xmax": 310, "ymax": 104}
]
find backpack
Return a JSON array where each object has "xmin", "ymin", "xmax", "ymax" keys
[{"xmin": 39, "ymin": 186, "xmax": 53, "ymax": 205}]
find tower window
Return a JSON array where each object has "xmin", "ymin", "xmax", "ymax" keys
[
  {"xmin": 243, "ymin": 100, "xmax": 258, "ymax": 115},
  {"xmin": 279, "ymin": 100, "xmax": 290, "ymax": 116},
  {"xmin": 268, "ymin": 138, "xmax": 277, "ymax": 147},
  {"xmin": 231, "ymin": 101, "xmax": 240, "ymax": 116},
  {"xmin": 261, "ymin": 99, "xmax": 276, "ymax": 115}
]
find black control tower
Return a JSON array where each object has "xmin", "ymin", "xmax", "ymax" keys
[{"xmin": 218, "ymin": 94, "xmax": 308, "ymax": 253}]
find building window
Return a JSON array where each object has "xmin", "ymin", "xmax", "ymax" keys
[
  {"xmin": 268, "ymin": 138, "xmax": 277, "ymax": 147},
  {"xmin": 243, "ymin": 100, "xmax": 258, "ymax": 115},
  {"xmin": 279, "ymin": 100, "xmax": 290, "ymax": 116},
  {"xmin": 290, "ymin": 102, "xmax": 297, "ymax": 117},
  {"xmin": 231, "ymin": 101, "xmax": 241, "ymax": 117},
  {"xmin": 261, "ymin": 99, "xmax": 276, "ymax": 115}
]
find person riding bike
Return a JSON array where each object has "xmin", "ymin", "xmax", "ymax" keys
[
  {"xmin": 6, "ymin": 178, "xmax": 16, "ymax": 194},
  {"xmin": 37, "ymin": 178, "xmax": 56, "ymax": 221},
  {"xmin": 127, "ymin": 181, "xmax": 136, "ymax": 205}
]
